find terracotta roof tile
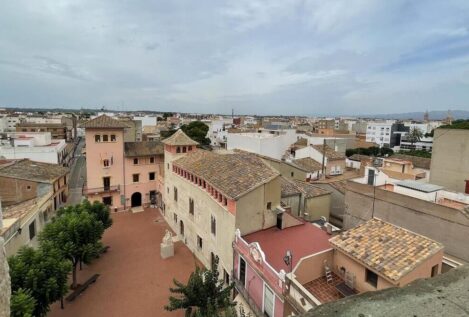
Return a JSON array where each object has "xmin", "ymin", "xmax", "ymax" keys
[
  {"xmin": 124, "ymin": 141, "xmax": 164, "ymax": 157},
  {"xmin": 280, "ymin": 177, "xmax": 301, "ymax": 197},
  {"xmin": 292, "ymin": 180, "xmax": 331, "ymax": 198},
  {"xmin": 329, "ymin": 218, "xmax": 443, "ymax": 281},
  {"xmin": 0, "ymin": 159, "xmax": 69, "ymax": 183},
  {"xmin": 173, "ymin": 151, "xmax": 279, "ymax": 200},
  {"xmin": 312, "ymin": 144, "xmax": 346, "ymax": 160},
  {"xmin": 162, "ymin": 129, "xmax": 198, "ymax": 146},
  {"xmin": 293, "ymin": 157, "xmax": 323, "ymax": 172},
  {"xmin": 81, "ymin": 115, "xmax": 130, "ymax": 129}
]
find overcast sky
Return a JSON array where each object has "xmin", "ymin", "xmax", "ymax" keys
[{"xmin": 1, "ymin": 1, "xmax": 469, "ymax": 115}]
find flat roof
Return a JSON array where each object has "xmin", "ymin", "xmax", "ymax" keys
[{"xmin": 395, "ymin": 180, "xmax": 444, "ymax": 193}]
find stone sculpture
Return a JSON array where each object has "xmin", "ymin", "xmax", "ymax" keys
[{"xmin": 160, "ymin": 229, "xmax": 174, "ymax": 259}]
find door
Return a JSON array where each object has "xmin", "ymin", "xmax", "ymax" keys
[
  {"xmin": 367, "ymin": 169, "xmax": 375, "ymax": 185},
  {"xmin": 276, "ymin": 213, "xmax": 283, "ymax": 229},
  {"xmin": 239, "ymin": 257, "xmax": 246, "ymax": 287},
  {"xmin": 131, "ymin": 192, "xmax": 142, "ymax": 207},
  {"xmin": 179, "ymin": 220, "xmax": 184, "ymax": 236},
  {"xmin": 263, "ymin": 285, "xmax": 274, "ymax": 317},
  {"xmin": 103, "ymin": 177, "xmax": 111, "ymax": 191}
]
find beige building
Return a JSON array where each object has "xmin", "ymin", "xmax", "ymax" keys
[
  {"xmin": 430, "ymin": 128, "xmax": 469, "ymax": 193},
  {"xmin": 162, "ymin": 130, "xmax": 281, "ymax": 278}
]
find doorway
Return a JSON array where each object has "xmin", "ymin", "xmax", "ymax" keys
[
  {"xmin": 239, "ymin": 257, "xmax": 246, "ymax": 287},
  {"xmin": 131, "ymin": 192, "xmax": 142, "ymax": 207},
  {"xmin": 179, "ymin": 220, "xmax": 184, "ymax": 236}
]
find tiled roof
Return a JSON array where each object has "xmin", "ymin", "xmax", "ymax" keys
[
  {"xmin": 293, "ymin": 157, "xmax": 323, "ymax": 172},
  {"xmin": 391, "ymin": 154, "xmax": 431, "ymax": 170},
  {"xmin": 161, "ymin": 129, "xmax": 198, "ymax": 146},
  {"xmin": 0, "ymin": 159, "xmax": 69, "ymax": 183},
  {"xmin": 173, "ymin": 151, "xmax": 279, "ymax": 200},
  {"xmin": 280, "ymin": 177, "xmax": 301, "ymax": 197},
  {"xmin": 292, "ymin": 180, "xmax": 331, "ymax": 198},
  {"xmin": 348, "ymin": 154, "xmax": 371, "ymax": 162},
  {"xmin": 17, "ymin": 122, "xmax": 66, "ymax": 127},
  {"xmin": 81, "ymin": 115, "xmax": 130, "ymax": 129},
  {"xmin": 329, "ymin": 218, "xmax": 443, "ymax": 281},
  {"xmin": 243, "ymin": 223, "xmax": 331, "ymax": 272},
  {"xmin": 124, "ymin": 141, "xmax": 164, "ymax": 157},
  {"xmin": 312, "ymin": 144, "xmax": 346, "ymax": 160}
]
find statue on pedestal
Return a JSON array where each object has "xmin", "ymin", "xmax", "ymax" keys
[{"xmin": 160, "ymin": 229, "xmax": 174, "ymax": 259}]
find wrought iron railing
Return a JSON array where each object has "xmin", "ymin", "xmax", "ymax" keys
[{"xmin": 83, "ymin": 185, "xmax": 120, "ymax": 195}]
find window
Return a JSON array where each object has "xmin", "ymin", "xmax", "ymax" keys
[
  {"xmin": 103, "ymin": 134, "xmax": 109, "ymax": 142},
  {"xmin": 182, "ymin": 146, "xmax": 187, "ymax": 153},
  {"xmin": 102, "ymin": 196, "xmax": 112, "ymax": 206},
  {"xmin": 95, "ymin": 135, "xmax": 101, "ymax": 142},
  {"xmin": 26, "ymin": 185, "xmax": 32, "ymax": 191},
  {"xmin": 103, "ymin": 177, "xmax": 111, "ymax": 190},
  {"xmin": 167, "ymin": 163, "xmax": 169, "ymax": 170},
  {"xmin": 174, "ymin": 187, "xmax": 178, "ymax": 201},
  {"xmin": 267, "ymin": 202, "xmax": 272, "ymax": 210},
  {"xmin": 263, "ymin": 285, "xmax": 274, "ymax": 317},
  {"xmin": 149, "ymin": 172, "xmax": 155, "ymax": 180},
  {"xmin": 223, "ymin": 269, "xmax": 230, "ymax": 285},
  {"xmin": 176, "ymin": 147, "xmax": 181, "ymax": 153},
  {"xmin": 103, "ymin": 159, "xmax": 110, "ymax": 167},
  {"xmin": 291, "ymin": 171, "xmax": 294, "ymax": 177},
  {"xmin": 188, "ymin": 146, "xmax": 192, "ymax": 151},
  {"xmin": 29, "ymin": 221, "xmax": 36, "ymax": 240},
  {"xmin": 197, "ymin": 235, "xmax": 203, "ymax": 249},
  {"xmin": 365, "ymin": 269, "xmax": 378, "ymax": 288},
  {"xmin": 211, "ymin": 215, "xmax": 216, "ymax": 236},
  {"xmin": 133, "ymin": 158, "xmax": 139, "ymax": 165},
  {"xmin": 173, "ymin": 213, "xmax": 177, "ymax": 223},
  {"xmin": 150, "ymin": 157, "xmax": 155, "ymax": 163},
  {"xmin": 431, "ymin": 264, "xmax": 439, "ymax": 277},
  {"xmin": 189, "ymin": 198, "xmax": 194, "ymax": 215},
  {"xmin": 110, "ymin": 134, "xmax": 116, "ymax": 141},
  {"xmin": 133, "ymin": 174, "xmax": 139, "ymax": 182}
]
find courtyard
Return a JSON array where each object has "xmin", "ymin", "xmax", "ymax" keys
[{"xmin": 48, "ymin": 208, "xmax": 200, "ymax": 317}]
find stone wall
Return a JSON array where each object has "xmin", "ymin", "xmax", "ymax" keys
[{"xmin": 0, "ymin": 237, "xmax": 11, "ymax": 317}]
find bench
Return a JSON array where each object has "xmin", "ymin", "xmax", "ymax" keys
[
  {"xmin": 66, "ymin": 274, "xmax": 100, "ymax": 302},
  {"xmin": 335, "ymin": 282, "xmax": 357, "ymax": 298}
]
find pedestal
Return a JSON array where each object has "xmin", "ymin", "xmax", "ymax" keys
[{"xmin": 160, "ymin": 243, "xmax": 174, "ymax": 259}]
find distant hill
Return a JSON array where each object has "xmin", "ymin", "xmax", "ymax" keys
[{"xmin": 359, "ymin": 110, "xmax": 469, "ymax": 121}]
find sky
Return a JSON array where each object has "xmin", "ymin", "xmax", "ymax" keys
[{"xmin": 1, "ymin": 0, "xmax": 469, "ymax": 116}]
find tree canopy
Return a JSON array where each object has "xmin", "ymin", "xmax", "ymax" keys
[
  {"xmin": 10, "ymin": 288, "xmax": 36, "ymax": 317},
  {"xmin": 39, "ymin": 211, "xmax": 105, "ymax": 289},
  {"xmin": 57, "ymin": 200, "xmax": 113, "ymax": 229},
  {"xmin": 165, "ymin": 257, "xmax": 235, "ymax": 317},
  {"xmin": 8, "ymin": 247, "xmax": 71, "ymax": 317},
  {"xmin": 161, "ymin": 121, "xmax": 211, "ymax": 146},
  {"xmin": 345, "ymin": 146, "xmax": 394, "ymax": 157}
]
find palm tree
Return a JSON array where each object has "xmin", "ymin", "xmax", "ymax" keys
[
  {"xmin": 165, "ymin": 257, "xmax": 235, "ymax": 317},
  {"xmin": 406, "ymin": 127, "xmax": 424, "ymax": 148}
]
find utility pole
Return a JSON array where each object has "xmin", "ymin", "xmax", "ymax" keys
[{"xmin": 321, "ymin": 139, "xmax": 326, "ymax": 179}]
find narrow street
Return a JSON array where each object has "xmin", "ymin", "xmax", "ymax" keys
[{"xmin": 67, "ymin": 138, "xmax": 87, "ymax": 206}]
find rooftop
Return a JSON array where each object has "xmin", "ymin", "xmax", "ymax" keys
[
  {"xmin": 395, "ymin": 180, "xmax": 444, "ymax": 193},
  {"xmin": 329, "ymin": 218, "xmax": 443, "ymax": 282},
  {"xmin": 243, "ymin": 222, "xmax": 331, "ymax": 272},
  {"xmin": 312, "ymin": 144, "xmax": 346, "ymax": 160},
  {"xmin": 390, "ymin": 154, "xmax": 431, "ymax": 169},
  {"xmin": 292, "ymin": 180, "xmax": 331, "ymax": 199},
  {"xmin": 81, "ymin": 115, "xmax": 131, "ymax": 129},
  {"xmin": 293, "ymin": 157, "xmax": 322, "ymax": 172},
  {"xmin": 304, "ymin": 264, "xmax": 469, "ymax": 317},
  {"xmin": 16, "ymin": 122, "xmax": 66, "ymax": 127},
  {"xmin": 348, "ymin": 154, "xmax": 371, "ymax": 162},
  {"xmin": 124, "ymin": 141, "xmax": 164, "ymax": 157},
  {"xmin": 161, "ymin": 129, "xmax": 198, "ymax": 146},
  {"xmin": 280, "ymin": 176, "xmax": 301, "ymax": 197},
  {"xmin": 0, "ymin": 159, "xmax": 69, "ymax": 183},
  {"xmin": 174, "ymin": 151, "xmax": 279, "ymax": 200}
]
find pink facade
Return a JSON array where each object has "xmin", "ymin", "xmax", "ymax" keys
[
  {"xmin": 233, "ymin": 232, "xmax": 285, "ymax": 317},
  {"xmin": 85, "ymin": 127, "xmax": 164, "ymax": 210}
]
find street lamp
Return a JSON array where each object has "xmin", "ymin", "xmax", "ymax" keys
[{"xmin": 283, "ymin": 250, "xmax": 293, "ymax": 273}]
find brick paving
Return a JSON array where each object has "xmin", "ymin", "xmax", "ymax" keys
[
  {"xmin": 303, "ymin": 272, "xmax": 344, "ymax": 303},
  {"xmin": 48, "ymin": 208, "xmax": 200, "ymax": 317}
]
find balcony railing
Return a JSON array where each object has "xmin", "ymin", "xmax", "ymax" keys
[
  {"xmin": 232, "ymin": 276, "xmax": 264, "ymax": 317},
  {"xmin": 83, "ymin": 185, "xmax": 120, "ymax": 195}
]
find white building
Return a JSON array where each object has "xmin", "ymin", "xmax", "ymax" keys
[
  {"xmin": 134, "ymin": 115, "xmax": 158, "ymax": 127},
  {"xmin": 0, "ymin": 116, "xmax": 23, "ymax": 132},
  {"xmin": 204, "ymin": 118, "xmax": 232, "ymax": 147},
  {"xmin": 0, "ymin": 132, "xmax": 67, "ymax": 165},
  {"xmin": 227, "ymin": 129, "xmax": 297, "ymax": 160},
  {"xmin": 366, "ymin": 121, "xmax": 395, "ymax": 147}
]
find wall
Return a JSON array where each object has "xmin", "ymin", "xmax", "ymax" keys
[
  {"xmin": 332, "ymin": 249, "xmax": 395, "ymax": 293},
  {"xmin": 398, "ymin": 250, "xmax": 443, "ymax": 286},
  {"xmin": 293, "ymin": 249, "xmax": 333, "ymax": 285},
  {"xmin": 0, "ymin": 177, "xmax": 37, "ymax": 206},
  {"xmin": 314, "ymin": 183, "xmax": 345, "ymax": 227},
  {"xmin": 430, "ymin": 129, "xmax": 469, "ymax": 193},
  {"xmin": 344, "ymin": 181, "xmax": 469, "ymax": 262},
  {"xmin": 304, "ymin": 194, "xmax": 331, "ymax": 221}
]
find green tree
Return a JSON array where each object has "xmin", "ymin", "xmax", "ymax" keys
[
  {"xmin": 10, "ymin": 288, "xmax": 36, "ymax": 317},
  {"xmin": 39, "ymin": 211, "xmax": 104, "ymax": 289},
  {"xmin": 57, "ymin": 200, "xmax": 113, "ymax": 229},
  {"xmin": 9, "ymin": 247, "xmax": 71, "ymax": 317},
  {"xmin": 165, "ymin": 258, "xmax": 235, "ymax": 317},
  {"xmin": 181, "ymin": 121, "xmax": 210, "ymax": 146}
]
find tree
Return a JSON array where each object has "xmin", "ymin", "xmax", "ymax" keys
[
  {"xmin": 407, "ymin": 127, "xmax": 424, "ymax": 146},
  {"xmin": 165, "ymin": 258, "xmax": 235, "ymax": 317},
  {"xmin": 10, "ymin": 288, "xmax": 36, "ymax": 317},
  {"xmin": 8, "ymin": 247, "xmax": 71, "ymax": 317},
  {"xmin": 182, "ymin": 121, "xmax": 210, "ymax": 146},
  {"xmin": 57, "ymin": 200, "xmax": 113, "ymax": 229},
  {"xmin": 39, "ymin": 211, "xmax": 104, "ymax": 289}
]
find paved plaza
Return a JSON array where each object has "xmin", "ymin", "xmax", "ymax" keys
[{"xmin": 48, "ymin": 208, "xmax": 200, "ymax": 317}]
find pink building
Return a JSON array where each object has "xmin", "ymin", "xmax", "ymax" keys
[
  {"xmin": 233, "ymin": 215, "xmax": 332, "ymax": 317},
  {"xmin": 82, "ymin": 115, "xmax": 164, "ymax": 210}
]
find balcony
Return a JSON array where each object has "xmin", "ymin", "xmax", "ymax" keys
[{"xmin": 83, "ymin": 185, "xmax": 120, "ymax": 195}]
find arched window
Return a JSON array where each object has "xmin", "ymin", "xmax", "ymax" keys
[{"xmin": 176, "ymin": 147, "xmax": 181, "ymax": 153}]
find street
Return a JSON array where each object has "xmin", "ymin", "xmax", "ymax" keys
[{"xmin": 67, "ymin": 138, "xmax": 87, "ymax": 206}]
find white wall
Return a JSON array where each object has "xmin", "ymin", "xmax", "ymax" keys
[{"xmin": 0, "ymin": 140, "xmax": 66, "ymax": 164}]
